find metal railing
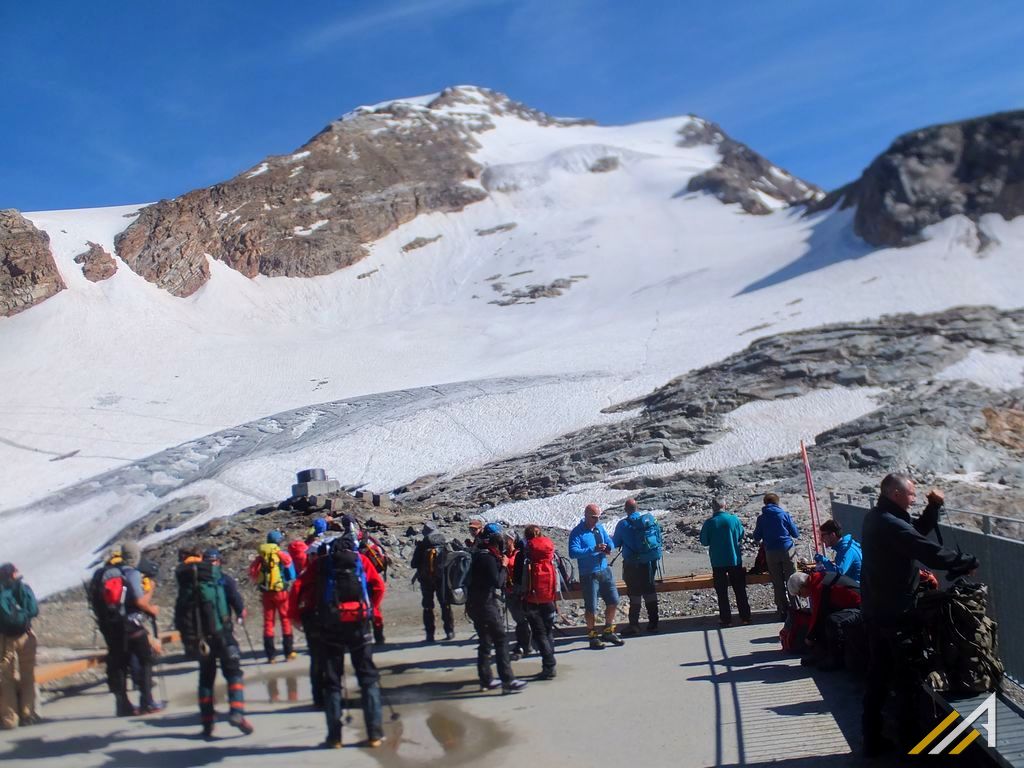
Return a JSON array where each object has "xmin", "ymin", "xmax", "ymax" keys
[{"xmin": 829, "ymin": 494, "xmax": 1024, "ymax": 685}]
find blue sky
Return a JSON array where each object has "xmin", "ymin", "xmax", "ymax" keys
[{"xmin": 3, "ymin": 0, "xmax": 1022, "ymax": 211}]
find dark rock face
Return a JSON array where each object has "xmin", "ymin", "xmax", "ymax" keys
[
  {"xmin": 679, "ymin": 119, "xmax": 823, "ymax": 214},
  {"xmin": 116, "ymin": 87, "xmax": 576, "ymax": 297},
  {"xmin": 73, "ymin": 241, "xmax": 118, "ymax": 282},
  {"xmin": 0, "ymin": 209, "xmax": 64, "ymax": 317},
  {"xmin": 838, "ymin": 111, "xmax": 1024, "ymax": 247}
]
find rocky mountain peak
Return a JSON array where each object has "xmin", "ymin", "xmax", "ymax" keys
[
  {"xmin": 678, "ymin": 117, "xmax": 824, "ymax": 214},
  {"xmin": 816, "ymin": 110, "xmax": 1024, "ymax": 247},
  {"xmin": 0, "ymin": 209, "xmax": 64, "ymax": 317}
]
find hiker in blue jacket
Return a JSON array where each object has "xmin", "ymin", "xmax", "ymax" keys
[
  {"xmin": 699, "ymin": 499, "xmax": 751, "ymax": 626},
  {"xmin": 814, "ymin": 520, "xmax": 862, "ymax": 582},
  {"xmin": 569, "ymin": 504, "xmax": 624, "ymax": 649},
  {"xmin": 612, "ymin": 499, "xmax": 662, "ymax": 635},
  {"xmin": 752, "ymin": 493, "xmax": 800, "ymax": 619}
]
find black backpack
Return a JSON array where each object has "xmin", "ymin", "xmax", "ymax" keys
[
  {"xmin": 174, "ymin": 561, "xmax": 229, "ymax": 659},
  {"xmin": 441, "ymin": 550, "xmax": 473, "ymax": 605}
]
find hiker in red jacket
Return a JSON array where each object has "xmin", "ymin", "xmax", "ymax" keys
[{"xmin": 517, "ymin": 525, "xmax": 559, "ymax": 679}]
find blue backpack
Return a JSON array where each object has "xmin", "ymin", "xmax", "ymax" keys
[{"xmin": 627, "ymin": 514, "xmax": 662, "ymax": 563}]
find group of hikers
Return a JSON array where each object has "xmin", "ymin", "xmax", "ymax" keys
[{"xmin": 0, "ymin": 471, "xmax": 993, "ymax": 759}]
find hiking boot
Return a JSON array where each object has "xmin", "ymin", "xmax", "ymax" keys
[
  {"xmin": 228, "ymin": 712, "xmax": 254, "ymax": 735},
  {"xmin": 444, "ymin": 631, "xmax": 455, "ymax": 641},
  {"xmin": 602, "ymin": 629, "xmax": 625, "ymax": 647},
  {"xmin": 646, "ymin": 621, "xmax": 659, "ymax": 634},
  {"xmin": 620, "ymin": 624, "xmax": 640, "ymax": 637},
  {"xmin": 201, "ymin": 725, "xmax": 215, "ymax": 741},
  {"xmin": 589, "ymin": 634, "xmax": 606, "ymax": 650},
  {"xmin": 116, "ymin": 703, "xmax": 139, "ymax": 717},
  {"xmin": 480, "ymin": 680, "xmax": 502, "ymax": 692},
  {"xmin": 741, "ymin": 618, "xmax": 753, "ymax": 625},
  {"xmin": 719, "ymin": 619, "xmax": 732, "ymax": 627},
  {"xmin": 502, "ymin": 679, "xmax": 527, "ymax": 694},
  {"xmin": 367, "ymin": 737, "xmax": 385, "ymax": 748},
  {"xmin": 139, "ymin": 702, "xmax": 166, "ymax": 715},
  {"xmin": 509, "ymin": 648, "xmax": 522, "ymax": 661},
  {"xmin": 424, "ymin": 633, "xmax": 435, "ymax": 644},
  {"xmin": 19, "ymin": 713, "xmax": 42, "ymax": 726},
  {"xmin": 286, "ymin": 652, "xmax": 299, "ymax": 661},
  {"xmin": 321, "ymin": 738, "xmax": 342, "ymax": 749},
  {"xmin": 536, "ymin": 669, "xmax": 557, "ymax": 681}
]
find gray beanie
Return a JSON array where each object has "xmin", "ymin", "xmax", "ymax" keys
[
  {"xmin": 121, "ymin": 541, "xmax": 142, "ymax": 567},
  {"xmin": 421, "ymin": 521, "xmax": 438, "ymax": 536}
]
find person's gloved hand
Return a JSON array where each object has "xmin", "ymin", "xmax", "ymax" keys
[{"xmin": 813, "ymin": 553, "xmax": 826, "ymax": 565}]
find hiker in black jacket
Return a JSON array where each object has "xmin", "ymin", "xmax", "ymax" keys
[
  {"xmin": 467, "ymin": 524, "xmax": 526, "ymax": 694},
  {"xmin": 410, "ymin": 522, "xmax": 454, "ymax": 642},
  {"xmin": 860, "ymin": 474, "xmax": 979, "ymax": 758}
]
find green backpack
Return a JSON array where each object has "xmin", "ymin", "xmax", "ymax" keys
[
  {"xmin": 174, "ymin": 561, "xmax": 229, "ymax": 658},
  {"xmin": 0, "ymin": 580, "xmax": 38, "ymax": 637}
]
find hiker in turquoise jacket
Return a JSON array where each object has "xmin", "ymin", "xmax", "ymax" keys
[{"xmin": 699, "ymin": 500, "xmax": 751, "ymax": 625}]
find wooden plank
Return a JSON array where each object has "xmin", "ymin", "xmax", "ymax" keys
[{"xmin": 562, "ymin": 572, "xmax": 773, "ymax": 600}]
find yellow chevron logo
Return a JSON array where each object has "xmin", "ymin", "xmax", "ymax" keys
[{"xmin": 909, "ymin": 694, "xmax": 997, "ymax": 755}]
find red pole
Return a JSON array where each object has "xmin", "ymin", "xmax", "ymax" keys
[{"xmin": 801, "ymin": 440, "xmax": 823, "ymax": 554}]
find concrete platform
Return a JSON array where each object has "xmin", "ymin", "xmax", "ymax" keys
[{"xmin": 1, "ymin": 613, "xmax": 897, "ymax": 767}]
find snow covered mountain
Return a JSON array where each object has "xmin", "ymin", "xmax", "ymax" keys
[{"xmin": 1, "ymin": 86, "xmax": 1022, "ymax": 596}]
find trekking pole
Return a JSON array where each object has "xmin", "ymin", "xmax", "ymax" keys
[
  {"xmin": 150, "ymin": 617, "xmax": 170, "ymax": 705},
  {"xmin": 239, "ymin": 617, "xmax": 262, "ymax": 665},
  {"xmin": 380, "ymin": 684, "xmax": 401, "ymax": 722},
  {"xmin": 341, "ymin": 675, "xmax": 353, "ymax": 724}
]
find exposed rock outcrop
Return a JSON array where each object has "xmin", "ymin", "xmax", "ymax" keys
[
  {"xmin": 401, "ymin": 306, "xmax": 1024, "ymax": 518},
  {"xmin": 114, "ymin": 87, "xmax": 572, "ymax": 297},
  {"xmin": 679, "ymin": 118, "xmax": 823, "ymax": 214},
  {"xmin": 0, "ymin": 209, "xmax": 64, "ymax": 317},
  {"xmin": 817, "ymin": 110, "xmax": 1024, "ymax": 247},
  {"xmin": 73, "ymin": 241, "xmax": 117, "ymax": 282}
]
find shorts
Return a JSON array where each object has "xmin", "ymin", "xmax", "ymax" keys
[{"xmin": 581, "ymin": 568, "xmax": 619, "ymax": 614}]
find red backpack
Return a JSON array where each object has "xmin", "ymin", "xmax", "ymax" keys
[{"xmin": 523, "ymin": 537, "xmax": 558, "ymax": 604}]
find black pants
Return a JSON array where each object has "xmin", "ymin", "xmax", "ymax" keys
[
  {"xmin": 470, "ymin": 600, "xmax": 513, "ymax": 686},
  {"xmin": 712, "ymin": 566, "xmax": 751, "ymax": 623},
  {"xmin": 507, "ymin": 596, "xmax": 532, "ymax": 653},
  {"xmin": 862, "ymin": 621, "xmax": 919, "ymax": 749},
  {"xmin": 420, "ymin": 583, "xmax": 453, "ymax": 638},
  {"xmin": 623, "ymin": 561, "xmax": 659, "ymax": 627},
  {"xmin": 104, "ymin": 623, "xmax": 154, "ymax": 711},
  {"xmin": 302, "ymin": 618, "xmax": 326, "ymax": 708},
  {"xmin": 198, "ymin": 632, "xmax": 245, "ymax": 726},
  {"xmin": 523, "ymin": 601, "xmax": 556, "ymax": 673},
  {"xmin": 321, "ymin": 624, "xmax": 382, "ymax": 743}
]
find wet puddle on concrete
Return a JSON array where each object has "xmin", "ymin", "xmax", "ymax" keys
[{"xmin": 168, "ymin": 666, "xmax": 510, "ymax": 763}]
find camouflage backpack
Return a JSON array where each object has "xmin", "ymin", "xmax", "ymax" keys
[{"xmin": 913, "ymin": 580, "xmax": 1004, "ymax": 694}]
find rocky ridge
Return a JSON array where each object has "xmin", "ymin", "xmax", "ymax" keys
[
  {"xmin": 400, "ymin": 306, "xmax": 1024, "ymax": 521},
  {"xmin": 0, "ymin": 209, "xmax": 64, "ymax": 317},
  {"xmin": 815, "ymin": 110, "xmax": 1024, "ymax": 247},
  {"xmin": 679, "ymin": 119, "xmax": 824, "ymax": 214}
]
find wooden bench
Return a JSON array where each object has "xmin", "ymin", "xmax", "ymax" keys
[
  {"xmin": 562, "ymin": 572, "xmax": 773, "ymax": 600},
  {"xmin": 36, "ymin": 631, "xmax": 181, "ymax": 685}
]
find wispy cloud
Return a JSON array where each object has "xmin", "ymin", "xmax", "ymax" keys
[{"xmin": 296, "ymin": 0, "xmax": 512, "ymax": 55}]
